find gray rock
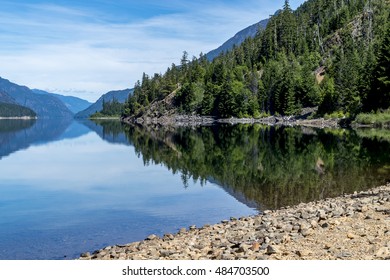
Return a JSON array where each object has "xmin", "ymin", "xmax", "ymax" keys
[
  {"xmin": 321, "ymin": 222, "xmax": 329, "ymax": 228},
  {"xmin": 283, "ymin": 224, "xmax": 293, "ymax": 232},
  {"xmin": 300, "ymin": 228, "xmax": 314, "ymax": 237},
  {"xmin": 160, "ymin": 250, "xmax": 174, "ymax": 257},
  {"xmin": 80, "ymin": 252, "xmax": 91, "ymax": 258},
  {"xmin": 163, "ymin": 233, "xmax": 175, "ymax": 240},
  {"xmin": 236, "ymin": 243, "xmax": 251, "ymax": 253},
  {"xmin": 337, "ymin": 252, "xmax": 352, "ymax": 258},
  {"xmin": 300, "ymin": 211, "xmax": 310, "ymax": 219},
  {"xmin": 331, "ymin": 207, "xmax": 344, "ymax": 217},
  {"xmin": 265, "ymin": 245, "xmax": 278, "ymax": 255},
  {"xmin": 146, "ymin": 234, "xmax": 158, "ymax": 241}
]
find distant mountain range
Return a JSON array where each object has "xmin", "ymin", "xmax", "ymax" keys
[
  {"xmin": 75, "ymin": 88, "xmax": 134, "ymax": 118},
  {"xmin": 0, "ymin": 77, "xmax": 96, "ymax": 118},
  {"xmin": 206, "ymin": 17, "xmax": 270, "ymax": 61},
  {"xmin": 0, "ymin": 76, "xmax": 134, "ymax": 119},
  {"xmin": 0, "ymin": 77, "xmax": 73, "ymax": 118},
  {"xmin": 32, "ymin": 89, "xmax": 92, "ymax": 114}
]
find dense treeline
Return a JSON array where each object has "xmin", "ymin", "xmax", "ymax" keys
[
  {"xmin": 0, "ymin": 102, "xmax": 36, "ymax": 118},
  {"xmin": 90, "ymin": 97, "xmax": 124, "ymax": 118},
  {"xmin": 124, "ymin": 0, "xmax": 389, "ymax": 119}
]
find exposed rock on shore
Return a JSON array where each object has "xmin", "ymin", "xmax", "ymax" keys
[
  {"xmin": 122, "ymin": 114, "xmax": 340, "ymax": 128},
  {"xmin": 121, "ymin": 106, "xmax": 341, "ymax": 128},
  {"xmin": 79, "ymin": 184, "xmax": 390, "ymax": 260}
]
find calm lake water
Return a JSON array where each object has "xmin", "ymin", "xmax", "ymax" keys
[{"xmin": 0, "ymin": 119, "xmax": 389, "ymax": 259}]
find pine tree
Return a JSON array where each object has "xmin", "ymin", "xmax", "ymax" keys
[{"xmin": 366, "ymin": 20, "xmax": 390, "ymax": 110}]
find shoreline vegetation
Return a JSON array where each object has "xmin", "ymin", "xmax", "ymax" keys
[
  {"xmin": 79, "ymin": 183, "xmax": 390, "ymax": 260},
  {"xmin": 89, "ymin": 116, "xmax": 120, "ymax": 120}
]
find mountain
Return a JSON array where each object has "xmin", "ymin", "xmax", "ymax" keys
[
  {"xmin": 206, "ymin": 17, "xmax": 270, "ymax": 61},
  {"xmin": 122, "ymin": 0, "xmax": 390, "ymax": 122},
  {"xmin": 75, "ymin": 88, "xmax": 134, "ymax": 118},
  {"xmin": 0, "ymin": 90, "xmax": 36, "ymax": 118},
  {"xmin": 0, "ymin": 90, "xmax": 16, "ymax": 104},
  {"xmin": 0, "ymin": 77, "xmax": 73, "ymax": 118},
  {"xmin": 32, "ymin": 89, "xmax": 92, "ymax": 114}
]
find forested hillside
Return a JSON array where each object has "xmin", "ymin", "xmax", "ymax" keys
[
  {"xmin": 123, "ymin": 0, "xmax": 389, "ymax": 120},
  {"xmin": 0, "ymin": 102, "xmax": 36, "ymax": 118},
  {"xmin": 75, "ymin": 89, "xmax": 133, "ymax": 118}
]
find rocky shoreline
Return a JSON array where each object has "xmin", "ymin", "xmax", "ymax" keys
[
  {"xmin": 79, "ymin": 183, "xmax": 390, "ymax": 260},
  {"xmin": 121, "ymin": 114, "xmax": 341, "ymax": 128}
]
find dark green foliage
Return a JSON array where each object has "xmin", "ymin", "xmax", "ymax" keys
[
  {"xmin": 355, "ymin": 109, "xmax": 390, "ymax": 127},
  {"xmin": 0, "ymin": 102, "xmax": 36, "ymax": 118},
  {"xmin": 101, "ymin": 97, "xmax": 124, "ymax": 116},
  {"xmin": 123, "ymin": 0, "xmax": 389, "ymax": 119},
  {"xmin": 364, "ymin": 18, "xmax": 390, "ymax": 111},
  {"xmin": 122, "ymin": 123, "xmax": 390, "ymax": 209},
  {"xmin": 90, "ymin": 97, "xmax": 124, "ymax": 118}
]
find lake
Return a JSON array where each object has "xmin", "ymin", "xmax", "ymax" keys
[{"xmin": 0, "ymin": 119, "xmax": 389, "ymax": 259}]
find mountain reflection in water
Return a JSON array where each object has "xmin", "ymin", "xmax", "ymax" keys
[{"xmin": 117, "ymin": 123, "xmax": 390, "ymax": 210}]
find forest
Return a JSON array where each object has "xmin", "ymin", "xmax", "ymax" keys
[
  {"xmin": 0, "ymin": 102, "xmax": 36, "ymax": 118},
  {"xmin": 90, "ymin": 97, "xmax": 124, "ymax": 118},
  {"xmin": 122, "ymin": 0, "xmax": 389, "ymax": 121}
]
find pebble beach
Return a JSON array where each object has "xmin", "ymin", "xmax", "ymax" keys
[{"xmin": 79, "ymin": 183, "xmax": 390, "ymax": 260}]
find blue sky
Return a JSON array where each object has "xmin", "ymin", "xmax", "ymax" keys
[{"xmin": 0, "ymin": 0, "xmax": 306, "ymax": 102}]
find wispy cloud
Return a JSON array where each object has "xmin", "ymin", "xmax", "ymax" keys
[{"xmin": 0, "ymin": 0, "xmax": 305, "ymax": 102}]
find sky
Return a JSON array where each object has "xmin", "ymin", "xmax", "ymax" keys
[{"xmin": 0, "ymin": 0, "xmax": 306, "ymax": 102}]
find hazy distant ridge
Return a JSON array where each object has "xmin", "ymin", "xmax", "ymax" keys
[
  {"xmin": 32, "ymin": 89, "xmax": 92, "ymax": 114},
  {"xmin": 75, "ymin": 88, "xmax": 134, "ymax": 118}
]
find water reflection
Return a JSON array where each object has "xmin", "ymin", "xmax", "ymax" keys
[
  {"xmin": 115, "ymin": 123, "xmax": 390, "ymax": 210},
  {"xmin": 0, "ymin": 120, "xmax": 256, "ymax": 259},
  {"xmin": 80, "ymin": 119, "xmax": 129, "ymax": 146},
  {"xmin": 1, "ymin": 119, "xmax": 389, "ymax": 259},
  {"xmin": 0, "ymin": 118, "xmax": 82, "ymax": 159}
]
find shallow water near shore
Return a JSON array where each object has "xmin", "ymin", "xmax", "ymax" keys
[{"xmin": 0, "ymin": 119, "xmax": 389, "ymax": 259}]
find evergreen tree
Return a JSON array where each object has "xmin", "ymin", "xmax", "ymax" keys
[{"xmin": 366, "ymin": 20, "xmax": 390, "ymax": 110}]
